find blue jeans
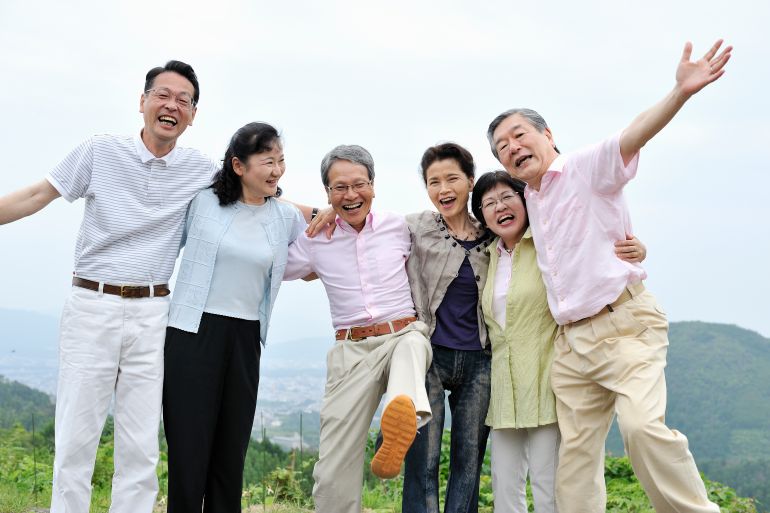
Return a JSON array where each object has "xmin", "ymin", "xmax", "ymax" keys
[{"xmin": 402, "ymin": 344, "xmax": 491, "ymax": 513}]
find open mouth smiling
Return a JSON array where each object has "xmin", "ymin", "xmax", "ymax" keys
[
  {"xmin": 159, "ymin": 115, "xmax": 178, "ymax": 127},
  {"xmin": 515, "ymin": 155, "xmax": 531, "ymax": 168},
  {"xmin": 497, "ymin": 214, "xmax": 515, "ymax": 225},
  {"xmin": 439, "ymin": 197, "xmax": 456, "ymax": 207},
  {"xmin": 342, "ymin": 202, "xmax": 363, "ymax": 211}
]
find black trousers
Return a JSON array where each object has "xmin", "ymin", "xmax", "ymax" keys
[{"xmin": 163, "ymin": 313, "xmax": 261, "ymax": 513}]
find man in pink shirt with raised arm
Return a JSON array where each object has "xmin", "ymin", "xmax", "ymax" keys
[
  {"xmin": 486, "ymin": 40, "xmax": 732, "ymax": 513},
  {"xmin": 284, "ymin": 144, "xmax": 432, "ymax": 513}
]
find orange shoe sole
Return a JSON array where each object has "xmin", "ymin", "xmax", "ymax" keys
[{"xmin": 370, "ymin": 395, "xmax": 417, "ymax": 479}]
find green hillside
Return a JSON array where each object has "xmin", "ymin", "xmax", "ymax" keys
[
  {"xmin": 1, "ymin": 320, "xmax": 768, "ymax": 510},
  {"xmin": 0, "ymin": 375, "xmax": 54, "ymax": 430},
  {"xmin": 606, "ymin": 321, "xmax": 770, "ymax": 510}
]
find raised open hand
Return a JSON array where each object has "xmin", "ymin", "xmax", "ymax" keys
[{"xmin": 676, "ymin": 39, "xmax": 732, "ymax": 97}]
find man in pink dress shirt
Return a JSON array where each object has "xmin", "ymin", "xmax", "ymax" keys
[
  {"xmin": 284, "ymin": 144, "xmax": 432, "ymax": 513},
  {"xmin": 486, "ymin": 40, "xmax": 732, "ymax": 513}
]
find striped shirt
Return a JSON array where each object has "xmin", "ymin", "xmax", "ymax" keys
[{"xmin": 46, "ymin": 133, "xmax": 219, "ymax": 285}]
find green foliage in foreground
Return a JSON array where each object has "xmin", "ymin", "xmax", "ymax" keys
[
  {"xmin": 0, "ymin": 376, "xmax": 55, "ymax": 431},
  {"xmin": 0, "ymin": 425, "xmax": 759, "ymax": 513}
]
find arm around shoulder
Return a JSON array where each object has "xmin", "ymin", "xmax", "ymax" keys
[{"xmin": 0, "ymin": 179, "xmax": 61, "ymax": 225}]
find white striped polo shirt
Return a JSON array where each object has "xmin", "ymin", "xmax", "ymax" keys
[{"xmin": 46, "ymin": 133, "xmax": 219, "ymax": 285}]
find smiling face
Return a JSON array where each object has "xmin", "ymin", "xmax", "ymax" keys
[
  {"xmin": 326, "ymin": 159, "xmax": 374, "ymax": 232},
  {"xmin": 233, "ymin": 142, "xmax": 285, "ymax": 205},
  {"xmin": 492, "ymin": 113, "xmax": 559, "ymax": 190},
  {"xmin": 139, "ymin": 71, "xmax": 197, "ymax": 154},
  {"xmin": 425, "ymin": 158, "xmax": 473, "ymax": 221},
  {"xmin": 480, "ymin": 183, "xmax": 528, "ymax": 248}
]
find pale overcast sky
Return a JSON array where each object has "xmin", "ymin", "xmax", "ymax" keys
[{"xmin": 1, "ymin": 0, "xmax": 768, "ymax": 342}]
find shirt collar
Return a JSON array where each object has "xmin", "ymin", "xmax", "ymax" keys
[
  {"xmin": 133, "ymin": 131, "xmax": 179, "ymax": 165},
  {"xmin": 548, "ymin": 155, "xmax": 567, "ymax": 174},
  {"xmin": 334, "ymin": 210, "xmax": 376, "ymax": 233},
  {"xmin": 494, "ymin": 227, "xmax": 533, "ymax": 255},
  {"xmin": 495, "ymin": 237, "xmax": 508, "ymax": 256},
  {"xmin": 524, "ymin": 156, "xmax": 566, "ymax": 198}
]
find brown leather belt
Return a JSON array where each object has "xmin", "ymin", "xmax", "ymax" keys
[
  {"xmin": 72, "ymin": 277, "xmax": 170, "ymax": 298},
  {"xmin": 335, "ymin": 316, "xmax": 417, "ymax": 341},
  {"xmin": 570, "ymin": 283, "xmax": 645, "ymax": 324}
]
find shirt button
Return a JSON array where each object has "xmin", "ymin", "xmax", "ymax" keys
[{"xmin": 475, "ymin": 275, "xmax": 481, "ymax": 281}]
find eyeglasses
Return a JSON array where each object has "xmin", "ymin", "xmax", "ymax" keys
[
  {"xmin": 326, "ymin": 181, "xmax": 372, "ymax": 195},
  {"xmin": 144, "ymin": 87, "xmax": 196, "ymax": 110},
  {"xmin": 481, "ymin": 192, "xmax": 519, "ymax": 211}
]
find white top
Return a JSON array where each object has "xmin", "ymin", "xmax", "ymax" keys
[
  {"xmin": 46, "ymin": 133, "xmax": 219, "ymax": 284},
  {"xmin": 204, "ymin": 202, "xmax": 274, "ymax": 320},
  {"xmin": 492, "ymin": 238, "xmax": 514, "ymax": 328}
]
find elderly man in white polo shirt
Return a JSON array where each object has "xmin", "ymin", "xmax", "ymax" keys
[{"xmin": 0, "ymin": 61, "xmax": 217, "ymax": 513}]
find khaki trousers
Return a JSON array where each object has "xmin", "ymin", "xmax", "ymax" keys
[
  {"xmin": 550, "ymin": 284, "xmax": 718, "ymax": 513},
  {"xmin": 312, "ymin": 321, "xmax": 432, "ymax": 513}
]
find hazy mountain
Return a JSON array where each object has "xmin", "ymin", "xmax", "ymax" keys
[
  {"xmin": 0, "ymin": 309, "xmax": 59, "ymax": 393},
  {"xmin": 606, "ymin": 321, "xmax": 770, "ymax": 461},
  {"xmin": 2, "ymin": 309, "xmax": 768, "ymax": 506}
]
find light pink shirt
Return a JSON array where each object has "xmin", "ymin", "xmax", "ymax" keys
[
  {"xmin": 284, "ymin": 210, "xmax": 416, "ymax": 330},
  {"xmin": 524, "ymin": 135, "xmax": 646, "ymax": 325},
  {"xmin": 492, "ymin": 238, "xmax": 514, "ymax": 328}
]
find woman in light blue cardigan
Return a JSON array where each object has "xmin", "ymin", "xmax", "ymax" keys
[{"xmin": 163, "ymin": 122, "xmax": 305, "ymax": 513}]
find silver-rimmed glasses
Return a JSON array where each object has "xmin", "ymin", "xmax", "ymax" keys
[
  {"xmin": 481, "ymin": 191, "xmax": 519, "ymax": 211},
  {"xmin": 144, "ymin": 87, "xmax": 196, "ymax": 110},
  {"xmin": 326, "ymin": 181, "xmax": 372, "ymax": 195}
]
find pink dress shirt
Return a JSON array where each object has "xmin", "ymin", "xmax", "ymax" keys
[
  {"xmin": 524, "ymin": 135, "xmax": 647, "ymax": 325},
  {"xmin": 284, "ymin": 210, "xmax": 417, "ymax": 330}
]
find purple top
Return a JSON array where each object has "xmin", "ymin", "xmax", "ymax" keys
[{"xmin": 431, "ymin": 238, "xmax": 483, "ymax": 351}]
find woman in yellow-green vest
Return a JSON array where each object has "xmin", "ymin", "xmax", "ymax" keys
[{"xmin": 471, "ymin": 171, "xmax": 646, "ymax": 513}]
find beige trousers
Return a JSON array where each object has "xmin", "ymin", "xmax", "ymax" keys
[
  {"xmin": 312, "ymin": 321, "xmax": 432, "ymax": 513},
  {"xmin": 550, "ymin": 284, "xmax": 718, "ymax": 513}
]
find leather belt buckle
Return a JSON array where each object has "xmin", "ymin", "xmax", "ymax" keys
[
  {"xmin": 120, "ymin": 285, "xmax": 142, "ymax": 298},
  {"xmin": 348, "ymin": 326, "xmax": 365, "ymax": 341}
]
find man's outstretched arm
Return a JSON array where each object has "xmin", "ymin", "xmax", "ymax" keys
[
  {"xmin": 620, "ymin": 39, "xmax": 732, "ymax": 165},
  {"xmin": 0, "ymin": 179, "xmax": 61, "ymax": 224}
]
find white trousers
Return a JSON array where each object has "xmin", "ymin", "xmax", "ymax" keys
[
  {"xmin": 51, "ymin": 286, "xmax": 169, "ymax": 513},
  {"xmin": 491, "ymin": 423, "xmax": 560, "ymax": 513},
  {"xmin": 312, "ymin": 321, "xmax": 433, "ymax": 513}
]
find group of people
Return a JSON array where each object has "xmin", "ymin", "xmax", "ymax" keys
[{"xmin": 0, "ymin": 38, "xmax": 731, "ymax": 513}]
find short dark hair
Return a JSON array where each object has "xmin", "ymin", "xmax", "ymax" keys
[
  {"xmin": 486, "ymin": 108, "xmax": 559, "ymax": 158},
  {"xmin": 211, "ymin": 122, "xmax": 282, "ymax": 205},
  {"xmin": 144, "ymin": 60, "xmax": 200, "ymax": 106},
  {"xmin": 471, "ymin": 170, "xmax": 528, "ymax": 228},
  {"xmin": 419, "ymin": 142, "xmax": 475, "ymax": 184}
]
